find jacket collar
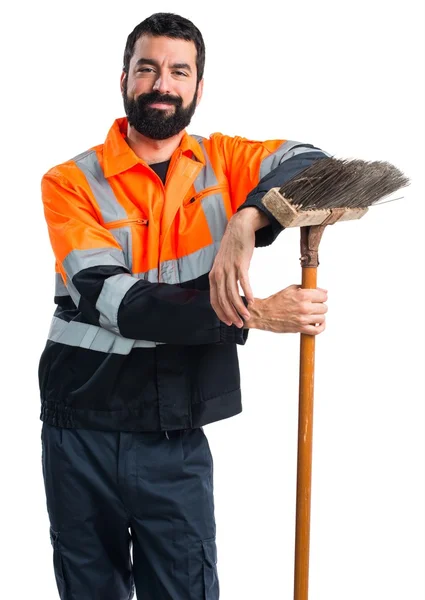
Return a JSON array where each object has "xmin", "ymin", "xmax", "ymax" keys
[{"xmin": 102, "ymin": 117, "xmax": 206, "ymax": 178}]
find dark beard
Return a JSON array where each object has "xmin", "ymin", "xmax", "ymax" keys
[{"xmin": 123, "ymin": 82, "xmax": 198, "ymax": 140}]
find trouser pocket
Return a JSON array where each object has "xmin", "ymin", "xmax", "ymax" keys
[
  {"xmin": 49, "ymin": 527, "xmax": 69, "ymax": 599},
  {"xmin": 189, "ymin": 537, "xmax": 219, "ymax": 599}
]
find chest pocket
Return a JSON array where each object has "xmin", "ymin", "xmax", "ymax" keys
[
  {"xmin": 183, "ymin": 185, "xmax": 229, "ymax": 242},
  {"xmin": 168, "ymin": 185, "xmax": 229, "ymax": 285}
]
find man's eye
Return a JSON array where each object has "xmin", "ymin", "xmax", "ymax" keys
[
  {"xmin": 174, "ymin": 71, "xmax": 188, "ymax": 77},
  {"xmin": 138, "ymin": 67, "xmax": 154, "ymax": 73}
]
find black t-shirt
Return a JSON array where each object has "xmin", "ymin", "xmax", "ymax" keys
[{"xmin": 150, "ymin": 159, "xmax": 171, "ymax": 184}]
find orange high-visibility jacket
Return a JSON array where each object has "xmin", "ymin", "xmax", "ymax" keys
[{"xmin": 39, "ymin": 117, "xmax": 329, "ymax": 431}]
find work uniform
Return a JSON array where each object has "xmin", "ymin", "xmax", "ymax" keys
[{"xmin": 39, "ymin": 117, "xmax": 328, "ymax": 598}]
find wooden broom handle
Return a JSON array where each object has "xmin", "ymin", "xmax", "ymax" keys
[
  {"xmin": 294, "ymin": 265, "xmax": 317, "ymax": 600},
  {"xmin": 294, "ymin": 225, "xmax": 325, "ymax": 600}
]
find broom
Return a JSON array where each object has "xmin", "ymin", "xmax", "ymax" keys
[{"xmin": 260, "ymin": 155, "xmax": 410, "ymax": 600}]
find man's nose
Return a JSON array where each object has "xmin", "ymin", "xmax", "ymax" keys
[{"xmin": 152, "ymin": 73, "xmax": 171, "ymax": 95}]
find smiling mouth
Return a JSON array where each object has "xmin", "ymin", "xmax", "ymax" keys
[{"xmin": 149, "ymin": 102, "xmax": 175, "ymax": 109}]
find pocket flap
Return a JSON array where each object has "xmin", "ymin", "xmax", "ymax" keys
[{"xmin": 202, "ymin": 537, "xmax": 217, "ymax": 565}]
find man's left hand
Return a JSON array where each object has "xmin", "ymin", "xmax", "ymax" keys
[{"xmin": 209, "ymin": 207, "xmax": 269, "ymax": 328}]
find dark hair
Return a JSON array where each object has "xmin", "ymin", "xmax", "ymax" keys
[{"xmin": 123, "ymin": 13, "xmax": 205, "ymax": 83}]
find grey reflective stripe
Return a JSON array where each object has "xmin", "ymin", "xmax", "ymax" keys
[
  {"xmin": 62, "ymin": 247, "xmax": 128, "ymax": 309},
  {"xmin": 133, "ymin": 268, "xmax": 159, "ymax": 283},
  {"xmin": 55, "ymin": 273, "xmax": 69, "ymax": 297},
  {"xmin": 96, "ymin": 274, "xmax": 139, "ymax": 334},
  {"xmin": 107, "ymin": 226, "xmax": 133, "ymax": 271},
  {"xmin": 64, "ymin": 278, "xmax": 81, "ymax": 308},
  {"xmin": 63, "ymin": 247, "xmax": 127, "ymax": 280},
  {"xmin": 178, "ymin": 241, "xmax": 220, "ymax": 283},
  {"xmin": 48, "ymin": 317, "xmax": 157, "ymax": 354},
  {"xmin": 72, "ymin": 152, "xmax": 136, "ymax": 270},
  {"xmin": 259, "ymin": 141, "xmax": 331, "ymax": 180},
  {"xmin": 279, "ymin": 146, "xmax": 331, "ymax": 164},
  {"xmin": 193, "ymin": 141, "xmax": 228, "ymax": 242},
  {"xmin": 159, "ymin": 241, "xmax": 222, "ymax": 284},
  {"xmin": 201, "ymin": 192, "xmax": 228, "ymax": 242},
  {"xmin": 73, "ymin": 150, "xmax": 128, "ymax": 223},
  {"xmin": 159, "ymin": 260, "xmax": 179, "ymax": 284},
  {"xmin": 58, "ymin": 267, "xmax": 155, "ymax": 299},
  {"xmin": 193, "ymin": 143, "xmax": 219, "ymax": 191}
]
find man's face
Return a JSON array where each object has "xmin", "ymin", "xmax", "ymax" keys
[{"xmin": 121, "ymin": 35, "xmax": 203, "ymax": 140}]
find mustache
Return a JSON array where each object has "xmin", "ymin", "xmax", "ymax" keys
[{"xmin": 136, "ymin": 92, "xmax": 183, "ymax": 107}]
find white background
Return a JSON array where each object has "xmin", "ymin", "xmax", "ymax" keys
[{"xmin": 1, "ymin": 0, "xmax": 424, "ymax": 598}]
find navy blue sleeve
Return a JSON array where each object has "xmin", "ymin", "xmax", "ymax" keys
[
  {"xmin": 238, "ymin": 151, "xmax": 329, "ymax": 247},
  {"xmin": 73, "ymin": 266, "xmax": 249, "ymax": 346}
]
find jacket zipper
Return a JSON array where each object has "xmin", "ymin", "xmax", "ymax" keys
[
  {"xmin": 104, "ymin": 218, "xmax": 149, "ymax": 229},
  {"xmin": 187, "ymin": 185, "xmax": 225, "ymax": 204}
]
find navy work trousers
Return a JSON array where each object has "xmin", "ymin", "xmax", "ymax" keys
[{"xmin": 41, "ymin": 423, "xmax": 219, "ymax": 599}]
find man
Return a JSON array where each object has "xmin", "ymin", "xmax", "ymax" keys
[{"xmin": 40, "ymin": 12, "xmax": 328, "ymax": 599}]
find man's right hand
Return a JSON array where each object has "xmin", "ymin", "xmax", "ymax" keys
[{"xmin": 244, "ymin": 284, "xmax": 328, "ymax": 335}]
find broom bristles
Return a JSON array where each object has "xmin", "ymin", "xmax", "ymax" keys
[{"xmin": 279, "ymin": 157, "xmax": 410, "ymax": 210}]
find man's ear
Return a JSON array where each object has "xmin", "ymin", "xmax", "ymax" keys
[
  {"xmin": 196, "ymin": 79, "xmax": 204, "ymax": 106},
  {"xmin": 120, "ymin": 71, "xmax": 126, "ymax": 96}
]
